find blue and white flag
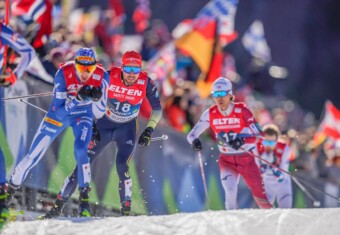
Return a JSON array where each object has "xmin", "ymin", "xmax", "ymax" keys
[
  {"xmin": 242, "ymin": 20, "xmax": 271, "ymax": 63},
  {"xmin": 197, "ymin": 0, "xmax": 239, "ymax": 46}
]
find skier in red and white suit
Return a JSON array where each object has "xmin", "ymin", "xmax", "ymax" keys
[
  {"xmin": 254, "ymin": 124, "xmax": 292, "ymax": 208},
  {"xmin": 187, "ymin": 77, "xmax": 272, "ymax": 210}
]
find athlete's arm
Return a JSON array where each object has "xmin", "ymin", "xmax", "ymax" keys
[
  {"xmin": 1, "ymin": 24, "xmax": 36, "ymax": 78},
  {"xmin": 51, "ymin": 69, "xmax": 79, "ymax": 119},
  {"xmin": 280, "ymin": 144, "xmax": 291, "ymax": 172},
  {"xmin": 187, "ymin": 109, "xmax": 210, "ymax": 144},
  {"xmin": 92, "ymin": 71, "xmax": 110, "ymax": 119},
  {"xmin": 145, "ymin": 77, "xmax": 162, "ymax": 129}
]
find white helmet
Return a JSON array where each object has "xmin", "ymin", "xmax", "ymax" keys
[{"xmin": 212, "ymin": 77, "xmax": 233, "ymax": 94}]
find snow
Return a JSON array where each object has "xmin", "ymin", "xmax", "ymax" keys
[{"xmin": 2, "ymin": 208, "xmax": 340, "ymax": 235}]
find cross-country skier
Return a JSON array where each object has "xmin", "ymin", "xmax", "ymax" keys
[
  {"xmin": 187, "ymin": 77, "xmax": 272, "ymax": 210},
  {"xmin": 39, "ymin": 50, "xmax": 162, "ymax": 218},
  {"xmin": 255, "ymin": 124, "xmax": 292, "ymax": 208},
  {"xmin": 0, "ymin": 22, "xmax": 36, "ymax": 222},
  {"xmin": 8, "ymin": 47, "xmax": 109, "ymax": 217}
]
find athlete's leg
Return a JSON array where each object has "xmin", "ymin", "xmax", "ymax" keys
[
  {"xmin": 218, "ymin": 155, "xmax": 240, "ymax": 210},
  {"xmin": 72, "ymin": 115, "xmax": 93, "ymax": 216},
  {"xmin": 0, "ymin": 149, "xmax": 5, "ymax": 185},
  {"xmin": 277, "ymin": 177, "xmax": 293, "ymax": 208},
  {"xmin": 113, "ymin": 120, "xmax": 136, "ymax": 214},
  {"xmin": 238, "ymin": 154, "xmax": 272, "ymax": 209},
  {"xmin": 59, "ymin": 120, "xmax": 113, "ymax": 199},
  {"xmin": 10, "ymin": 115, "xmax": 66, "ymax": 186}
]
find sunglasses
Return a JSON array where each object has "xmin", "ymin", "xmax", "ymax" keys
[
  {"xmin": 75, "ymin": 62, "xmax": 96, "ymax": 73},
  {"xmin": 212, "ymin": 90, "xmax": 229, "ymax": 98},
  {"xmin": 123, "ymin": 66, "xmax": 141, "ymax": 74},
  {"xmin": 262, "ymin": 140, "xmax": 277, "ymax": 147}
]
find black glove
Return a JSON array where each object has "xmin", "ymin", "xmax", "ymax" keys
[
  {"xmin": 90, "ymin": 86, "xmax": 102, "ymax": 101},
  {"xmin": 228, "ymin": 138, "xmax": 245, "ymax": 150},
  {"xmin": 192, "ymin": 138, "xmax": 202, "ymax": 151},
  {"xmin": 91, "ymin": 121, "xmax": 101, "ymax": 143},
  {"xmin": 89, "ymin": 122, "xmax": 100, "ymax": 149},
  {"xmin": 76, "ymin": 85, "xmax": 92, "ymax": 101},
  {"xmin": 138, "ymin": 127, "xmax": 153, "ymax": 148}
]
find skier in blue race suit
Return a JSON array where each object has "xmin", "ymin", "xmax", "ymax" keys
[
  {"xmin": 8, "ymin": 47, "xmax": 110, "ymax": 217},
  {"xmin": 40, "ymin": 50, "xmax": 162, "ymax": 218},
  {"xmin": 0, "ymin": 22, "xmax": 36, "ymax": 222}
]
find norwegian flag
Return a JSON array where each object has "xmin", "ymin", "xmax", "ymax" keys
[
  {"xmin": 313, "ymin": 101, "xmax": 340, "ymax": 145},
  {"xmin": 12, "ymin": 0, "xmax": 52, "ymax": 49},
  {"xmin": 196, "ymin": 0, "xmax": 239, "ymax": 46}
]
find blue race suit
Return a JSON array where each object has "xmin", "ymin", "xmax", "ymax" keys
[
  {"xmin": 58, "ymin": 67, "xmax": 162, "ymax": 204},
  {"xmin": 0, "ymin": 23, "xmax": 35, "ymax": 187},
  {"xmin": 9, "ymin": 61, "xmax": 109, "ymax": 188}
]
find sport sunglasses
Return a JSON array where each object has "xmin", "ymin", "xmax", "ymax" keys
[
  {"xmin": 75, "ymin": 62, "xmax": 96, "ymax": 73},
  {"xmin": 262, "ymin": 140, "xmax": 277, "ymax": 147},
  {"xmin": 123, "ymin": 66, "xmax": 141, "ymax": 74},
  {"xmin": 211, "ymin": 90, "xmax": 229, "ymax": 98}
]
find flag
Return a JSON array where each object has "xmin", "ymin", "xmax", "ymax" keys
[
  {"xmin": 12, "ymin": 0, "xmax": 52, "ymax": 49},
  {"xmin": 147, "ymin": 42, "xmax": 176, "ymax": 82},
  {"xmin": 197, "ymin": 0, "xmax": 239, "ymax": 46},
  {"xmin": 313, "ymin": 101, "xmax": 340, "ymax": 146},
  {"xmin": 147, "ymin": 42, "xmax": 176, "ymax": 96},
  {"xmin": 175, "ymin": 18, "xmax": 217, "ymax": 74},
  {"xmin": 242, "ymin": 20, "xmax": 271, "ymax": 63}
]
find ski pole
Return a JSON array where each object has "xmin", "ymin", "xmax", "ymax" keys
[
  {"xmin": 19, "ymin": 99, "xmax": 47, "ymax": 113},
  {"xmin": 292, "ymin": 177, "xmax": 321, "ymax": 207},
  {"xmin": 150, "ymin": 135, "xmax": 168, "ymax": 142},
  {"xmin": 241, "ymin": 147, "xmax": 340, "ymax": 203},
  {"xmin": 2, "ymin": 91, "xmax": 54, "ymax": 101},
  {"xmin": 197, "ymin": 150, "xmax": 209, "ymax": 208}
]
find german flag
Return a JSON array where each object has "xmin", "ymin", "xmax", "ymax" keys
[{"xmin": 175, "ymin": 18, "xmax": 217, "ymax": 74}]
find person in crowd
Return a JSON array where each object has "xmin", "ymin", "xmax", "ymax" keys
[
  {"xmin": 39, "ymin": 50, "xmax": 162, "ymax": 218},
  {"xmin": 187, "ymin": 77, "xmax": 272, "ymax": 210},
  {"xmin": 8, "ymin": 48, "xmax": 109, "ymax": 217}
]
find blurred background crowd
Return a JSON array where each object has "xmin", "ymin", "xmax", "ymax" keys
[{"xmin": 2, "ymin": 0, "xmax": 340, "ymax": 209}]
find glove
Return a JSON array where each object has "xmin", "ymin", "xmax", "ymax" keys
[
  {"xmin": 90, "ymin": 86, "xmax": 102, "ymax": 101},
  {"xmin": 273, "ymin": 169, "xmax": 284, "ymax": 182},
  {"xmin": 0, "ymin": 72, "xmax": 17, "ymax": 87},
  {"xmin": 228, "ymin": 137, "xmax": 245, "ymax": 150},
  {"xmin": 192, "ymin": 138, "xmax": 202, "ymax": 151},
  {"xmin": 138, "ymin": 127, "xmax": 153, "ymax": 148},
  {"xmin": 76, "ymin": 85, "xmax": 92, "ymax": 101},
  {"xmin": 89, "ymin": 121, "xmax": 101, "ymax": 149},
  {"xmin": 259, "ymin": 164, "xmax": 267, "ymax": 174}
]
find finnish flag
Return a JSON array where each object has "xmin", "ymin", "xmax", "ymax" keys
[{"xmin": 242, "ymin": 20, "xmax": 271, "ymax": 63}]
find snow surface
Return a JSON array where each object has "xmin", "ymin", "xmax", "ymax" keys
[{"xmin": 2, "ymin": 208, "xmax": 340, "ymax": 235}]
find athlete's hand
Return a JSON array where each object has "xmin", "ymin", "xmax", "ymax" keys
[
  {"xmin": 192, "ymin": 138, "xmax": 202, "ymax": 151},
  {"xmin": 89, "ymin": 122, "xmax": 100, "ymax": 149},
  {"xmin": 76, "ymin": 85, "xmax": 92, "ymax": 101},
  {"xmin": 0, "ymin": 71, "xmax": 17, "ymax": 87},
  {"xmin": 90, "ymin": 86, "xmax": 102, "ymax": 101},
  {"xmin": 138, "ymin": 127, "xmax": 153, "ymax": 148},
  {"xmin": 228, "ymin": 138, "xmax": 245, "ymax": 150}
]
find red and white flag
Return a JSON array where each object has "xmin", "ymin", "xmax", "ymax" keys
[{"xmin": 314, "ymin": 101, "xmax": 340, "ymax": 145}]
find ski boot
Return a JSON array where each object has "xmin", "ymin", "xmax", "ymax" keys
[
  {"xmin": 120, "ymin": 197, "xmax": 131, "ymax": 216},
  {"xmin": 38, "ymin": 196, "xmax": 67, "ymax": 220},
  {"xmin": 79, "ymin": 187, "xmax": 91, "ymax": 217},
  {"xmin": 0, "ymin": 185, "xmax": 9, "ymax": 222}
]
